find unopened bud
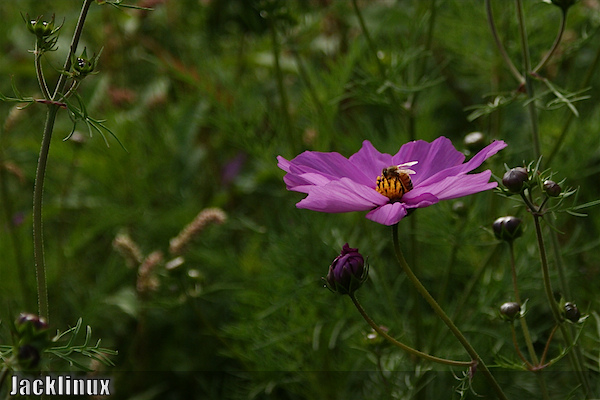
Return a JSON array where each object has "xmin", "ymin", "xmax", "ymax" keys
[
  {"xmin": 17, "ymin": 344, "xmax": 41, "ymax": 369},
  {"xmin": 493, "ymin": 216, "xmax": 523, "ymax": 242},
  {"xmin": 502, "ymin": 167, "xmax": 528, "ymax": 193},
  {"xmin": 564, "ymin": 302, "xmax": 581, "ymax": 322},
  {"xmin": 543, "ymin": 180, "xmax": 561, "ymax": 197},
  {"xmin": 324, "ymin": 243, "xmax": 367, "ymax": 295},
  {"xmin": 500, "ymin": 302, "xmax": 521, "ymax": 321}
]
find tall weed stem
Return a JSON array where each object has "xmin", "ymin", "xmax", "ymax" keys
[
  {"xmin": 392, "ymin": 224, "xmax": 508, "ymax": 400},
  {"xmin": 32, "ymin": 0, "xmax": 94, "ymax": 320}
]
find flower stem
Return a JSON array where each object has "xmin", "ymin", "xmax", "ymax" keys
[
  {"xmin": 531, "ymin": 213, "xmax": 591, "ymax": 393},
  {"xmin": 34, "ymin": 45, "xmax": 51, "ymax": 100},
  {"xmin": 508, "ymin": 242, "xmax": 550, "ymax": 398},
  {"xmin": 485, "ymin": 0, "xmax": 524, "ymax": 84},
  {"xmin": 391, "ymin": 224, "xmax": 508, "ymax": 400},
  {"xmin": 32, "ymin": 0, "xmax": 94, "ymax": 320},
  {"xmin": 515, "ymin": 0, "xmax": 541, "ymax": 161},
  {"xmin": 349, "ymin": 293, "xmax": 472, "ymax": 368},
  {"xmin": 532, "ymin": 9, "xmax": 567, "ymax": 74}
]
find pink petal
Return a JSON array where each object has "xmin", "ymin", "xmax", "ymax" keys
[
  {"xmin": 366, "ymin": 202, "xmax": 408, "ymax": 225},
  {"xmin": 415, "ymin": 140, "xmax": 506, "ymax": 188},
  {"xmin": 348, "ymin": 140, "xmax": 394, "ymax": 181},
  {"xmin": 296, "ymin": 177, "xmax": 387, "ymax": 213},
  {"xmin": 393, "ymin": 137, "xmax": 465, "ymax": 185}
]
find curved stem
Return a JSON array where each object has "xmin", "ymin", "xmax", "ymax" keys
[
  {"xmin": 34, "ymin": 45, "xmax": 51, "ymax": 100},
  {"xmin": 485, "ymin": 0, "xmax": 525, "ymax": 83},
  {"xmin": 515, "ymin": 0, "xmax": 541, "ymax": 161},
  {"xmin": 510, "ymin": 324, "xmax": 533, "ymax": 368},
  {"xmin": 349, "ymin": 293, "xmax": 471, "ymax": 367},
  {"xmin": 532, "ymin": 9, "xmax": 566, "ymax": 74},
  {"xmin": 531, "ymin": 213, "xmax": 591, "ymax": 393},
  {"xmin": 391, "ymin": 224, "xmax": 508, "ymax": 400}
]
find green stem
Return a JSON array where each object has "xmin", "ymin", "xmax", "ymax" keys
[
  {"xmin": 33, "ymin": 106, "xmax": 58, "ymax": 320},
  {"xmin": 515, "ymin": 0, "xmax": 541, "ymax": 161},
  {"xmin": 508, "ymin": 242, "xmax": 550, "ymax": 399},
  {"xmin": 485, "ymin": 0, "xmax": 525, "ymax": 83},
  {"xmin": 532, "ymin": 9, "xmax": 566, "ymax": 74},
  {"xmin": 531, "ymin": 213, "xmax": 590, "ymax": 393},
  {"xmin": 349, "ymin": 293, "xmax": 472, "ymax": 368},
  {"xmin": 34, "ymin": 45, "xmax": 51, "ymax": 100},
  {"xmin": 52, "ymin": 0, "xmax": 94, "ymax": 101},
  {"xmin": 32, "ymin": 0, "xmax": 95, "ymax": 320},
  {"xmin": 392, "ymin": 224, "xmax": 508, "ymax": 400}
]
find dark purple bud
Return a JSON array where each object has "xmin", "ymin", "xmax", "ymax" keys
[
  {"xmin": 17, "ymin": 344, "xmax": 41, "ymax": 369},
  {"xmin": 325, "ymin": 243, "xmax": 367, "ymax": 295},
  {"xmin": 564, "ymin": 302, "xmax": 581, "ymax": 322},
  {"xmin": 16, "ymin": 313, "xmax": 48, "ymax": 332},
  {"xmin": 548, "ymin": 0, "xmax": 577, "ymax": 12},
  {"xmin": 500, "ymin": 302, "xmax": 521, "ymax": 321},
  {"xmin": 502, "ymin": 167, "xmax": 528, "ymax": 193},
  {"xmin": 543, "ymin": 180, "xmax": 561, "ymax": 197},
  {"xmin": 493, "ymin": 216, "xmax": 523, "ymax": 242}
]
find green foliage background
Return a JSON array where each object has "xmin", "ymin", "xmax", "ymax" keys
[{"xmin": 1, "ymin": 0, "xmax": 599, "ymax": 398}]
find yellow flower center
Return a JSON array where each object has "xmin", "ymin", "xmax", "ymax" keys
[{"xmin": 375, "ymin": 162, "xmax": 417, "ymax": 201}]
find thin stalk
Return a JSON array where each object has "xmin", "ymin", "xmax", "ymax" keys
[
  {"xmin": 485, "ymin": 0, "xmax": 525, "ymax": 84},
  {"xmin": 34, "ymin": 45, "xmax": 51, "ymax": 100},
  {"xmin": 392, "ymin": 224, "xmax": 508, "ymax": 400},
  {"xmin": 532, "ymin": 9, "xmax": 567, "ymax": 74},
  {"xmin": 52, "ymin": 0, "xmax": 94, "ymax": 101},
  {"xmin": 510, "ymin": 324, "xmax": 533, "ymax": 368},
  {"xmin": 33, "ymin": 105, "xmax": 59, "ymax": 319},
  {"xmin": 349, "ymin": 293, "xmax": 472, "ymax": 368},
  {"xmin": 32, "ymin": 0, "xmax": 94, "ymax": 320},
  {"xmin": 515, "ymin": 0, "xmax": 541, "ymax": 160},
  {"xmin": 508, "ymin": 242, "xmax": 540, "ymax": 365},
  {"xmin": 531, "ymin": 213, "xmax": 590, "ymax": 393},
  {"xmin": 508, "ymin": 242, "xmax": 550, "ymax": 399}
]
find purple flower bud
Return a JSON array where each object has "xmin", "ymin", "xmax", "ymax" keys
[
  {"xmin": 493, "ymin": 216, "xmax": 523, "ymax": 242},
  {"xmin": 502, "ymin": 167, "xmax": 528, "ymax": 193},
  {"xmin": 499, "ymin": 302, "xmax": 521, "ymax": 321},
  {"xmin": 543, "ymin": 180, "xmax": 561, "ymax": 197},
  {"xmin": 17, "ymin": 344, "xmax": 41, "ymax": 369},
  {"xmin": 564, "ymin": 302, "xmax": 581, "ymax": 323},
  {"xmin": 325, "ymin": 243, "xmax": 367, "ymax": 295},
  {"xmin": 16, "ymin": 313, "xmax": 48, "ymax": 331}
]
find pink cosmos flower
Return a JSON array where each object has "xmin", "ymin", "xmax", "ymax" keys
[{"xmin": 277, "ymin": 137, "xmax": 507, "ymax": 225}]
